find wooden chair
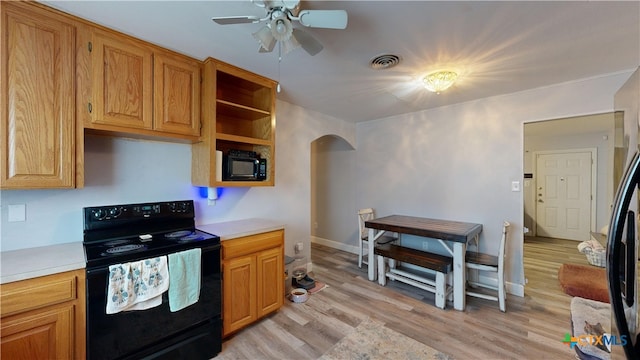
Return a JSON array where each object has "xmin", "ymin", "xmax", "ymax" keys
[
  {"xmin": 357, "ymin": 208, "xmax": 396, "ymax": 268},
  {"xmin": 465, "ymin": 221, "xmax": 510, "ymax": 312}
]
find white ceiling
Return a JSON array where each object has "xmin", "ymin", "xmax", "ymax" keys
[{"xmin": 42, "ymin": 1, "xmax": 640, "ymax": 123}]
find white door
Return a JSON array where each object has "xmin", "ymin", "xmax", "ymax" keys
[{"xmin": 535, "ymin": 151, "xmax": 593, "ymax": 241}]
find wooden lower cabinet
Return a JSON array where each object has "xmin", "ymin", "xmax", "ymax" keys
[
  {"xmin": 0, "ymin": 270, "xmax": 86, "ymax": 360},
  {"xmin": 222, "ymin": 230, "xmax": 284, "ymax": 337}
]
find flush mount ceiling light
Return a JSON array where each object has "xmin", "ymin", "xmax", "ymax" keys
[{"xmin": 423, "ymin": 70, "xmax": 458, "ymax": 94}]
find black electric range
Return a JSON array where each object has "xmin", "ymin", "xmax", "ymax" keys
[{"xmin": 83, "ymin": 200, "xmax": 222, "ymax": 360}]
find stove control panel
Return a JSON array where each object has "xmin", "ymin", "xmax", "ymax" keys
[
  {"xmin": 169, "ymin": 201, "xmax": 191, "ymax": 213},
  {"xmin": 83, "ymin": 200, "xmax": 195, "ymax": 230},
  {"xmin": 132, "ymin": 204, "xmax": 161, "ymax": 217}
]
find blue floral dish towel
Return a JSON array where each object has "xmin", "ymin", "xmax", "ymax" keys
[{"xmin": 106, "ymin": 256, "xmax": 169, "ymax": 314}]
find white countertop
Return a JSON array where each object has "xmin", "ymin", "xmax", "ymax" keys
[
  {"xmin": 0, "ymin": 218, "xmax": 284, "ymax": 285},
  {"xmin": 198, "ymin": 218, "xmax": 285, "ymax": 240},
  {"xmin": 1, "ymin": 242, "xmax": 86, "ymax": 285}
]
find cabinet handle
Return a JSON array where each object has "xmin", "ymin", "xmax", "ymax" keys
[
  {"xmin": 88, "ymin": 41, "xmax": 92, "ymax": 52},
  {"xmin": 88, "ymin": 102, "xmax": 92, "ymax": 113}
]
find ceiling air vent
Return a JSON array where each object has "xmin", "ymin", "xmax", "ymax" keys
[{"xmin": 369, "ymin": 54, "xmax": 401, "ymax": 70}]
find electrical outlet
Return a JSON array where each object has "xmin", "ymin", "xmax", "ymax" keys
[{"xmin": 295, "ymin": 242, "xmax": 303, "ymax": 254}]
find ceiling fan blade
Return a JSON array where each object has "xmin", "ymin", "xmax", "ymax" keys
[
  {"xmin": 292, "ymin": 29, "xmax": 323, "ymax": 56},
  {"xmin": 297, "ymin": 10, "xmax": 348, "ymax": 29},
  {"xmin": 211, "ymin": 16, "xmax": 261, "ymax": 25}
]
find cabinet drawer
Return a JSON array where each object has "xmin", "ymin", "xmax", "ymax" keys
[
  {"xmin": 1, "ymin": 271, "xmax": 78, "ymax": 317},
  {"xmin": 222, "ymin": 230, "xmax": 284, "ymax": 259}
]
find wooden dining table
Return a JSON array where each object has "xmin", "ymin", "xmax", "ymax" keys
[{"xmin": 365, "ymin": 215, "xmax": 483, "ymax": 311}]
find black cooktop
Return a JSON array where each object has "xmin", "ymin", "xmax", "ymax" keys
[
  {"xmin": 83, "ymin": 229, "xmax": 220, "ymax": 268},
  {"xmin": 82, "ymin": 200, "xmax": 220, "ymax": 269}
]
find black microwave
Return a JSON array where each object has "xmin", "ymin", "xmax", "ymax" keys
[{"xmin": 222, "ymin": 150, "xmax": 266, "ymax": 181}]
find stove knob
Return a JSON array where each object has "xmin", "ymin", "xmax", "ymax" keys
[
  {"xmin": 169, "ymin": 202, "xmax": 177, "ymax": 212},
  {"xmin": 92, "ymin": 209, "xmax": 107, "ymax": 220},
  {"xmin": 180, "ymin": 202, "xmax": 188, "ymax": 211},
  {"xmin": 108, "ymin": 207, "xmax": 121, "ymax": 218}
]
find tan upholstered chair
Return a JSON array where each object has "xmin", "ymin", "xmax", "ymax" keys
[{"xmin": 465, "ymin": 221, "xmax": 510, "ymax": 312}]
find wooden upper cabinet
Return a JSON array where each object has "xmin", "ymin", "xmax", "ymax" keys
[
  {"xmin": 0, "ymin": 1, "xmax": 76, "ymax": 189},
  {"xmin": 84, "ymin": 27, "xmax": 201, "ymax": 140},
  {"xmin": 88, "ymin": 28, "xmax": 153, "ymax": 130},
  {"xmin": 153, "ymin": 51, "xmax": 201, "ymax": 136}
]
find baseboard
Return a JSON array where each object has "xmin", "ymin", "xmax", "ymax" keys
[
  {"xmin": 509, "ymin": 283, "xmax": 524, "ymax": 297},
  {"xmin": 311, "ymin": 236, "xmax": 358, "ymax": 254},
  {"xmin": 475, "ymin": 273, "xmax": 524, "ymax": 297}
]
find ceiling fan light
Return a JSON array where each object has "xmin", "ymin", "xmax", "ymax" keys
[
  {"xmin": 423, "ymin": 71, "xmax": 458, "ymax": 93},
  {"xmin": 281, "ymin": 35, "xmax": 301, "ymax": 55},
  {"xmin": 270, "ymin": 17, "xmax": 293, "ymax": 42},
  {"xmin": 252, "ymin": 25, "xmax": 276, "ymax": 52}
]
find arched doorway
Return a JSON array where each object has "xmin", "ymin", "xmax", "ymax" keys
[{"xmin": 310, "ymin": 134, "xmax": 357, "ymax": 253}]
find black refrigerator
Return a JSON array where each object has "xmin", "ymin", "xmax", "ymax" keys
[{"xmin": 608, "ymin": 67, "xmax": 640, "ymax": 359}]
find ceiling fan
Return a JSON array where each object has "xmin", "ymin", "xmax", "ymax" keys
[{"xmin": 211, "ymin": 0, "xmax": 348, "ymax": 56}]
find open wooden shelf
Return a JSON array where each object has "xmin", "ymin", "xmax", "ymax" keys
[{"xmin": 192, "ymin": 58, "xmax": 276, "ymax": 188}]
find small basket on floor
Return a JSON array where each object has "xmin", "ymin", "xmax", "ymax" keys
[{"xmin": 584, "ymin": 248, "xmax": 606, "ymax": 268}]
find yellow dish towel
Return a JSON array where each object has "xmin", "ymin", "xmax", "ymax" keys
[{"xmin": 168, "ymin": 248, "xmax": 202, "ymax": 312}]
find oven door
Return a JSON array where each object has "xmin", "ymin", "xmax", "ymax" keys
[{"xmin": 85, "ymin": 245, "xmax": 221, "ymax": 360}]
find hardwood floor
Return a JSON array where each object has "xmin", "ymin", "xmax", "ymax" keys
[{"xmin": 216, "ymin": 237, "xmax": 591, "ymax": 359}]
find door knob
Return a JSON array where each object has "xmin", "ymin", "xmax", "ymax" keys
[{"xmin": 538, "ymin": 199, "xmax": 544, "ymax": 203}]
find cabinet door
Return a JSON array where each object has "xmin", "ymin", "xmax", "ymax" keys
[
  {"xmin": 154, "ymin": 51, "xmax": 201, "ymax": 136},
  {"xmin": 1, "ymin": 3, "xmax": 75, "ymax": 188},
  {"xmin": 1, "ymin": 305, "xmax": 74, "ymax": 360},
  {"xmin": 222, "ymin": 255, "xmax": 257, "ymax": 337},
  {"xmin": 89, "ymin": 28, "xmax": 153, "ymax": 130},
  {"xmin": 257, "ymin": 246, "xmax": 284, "ymax": 317}
]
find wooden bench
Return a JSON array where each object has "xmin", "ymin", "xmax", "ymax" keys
[{"xmin": 375, "ymin": 243, "xmax": 453, "ymax": 309}]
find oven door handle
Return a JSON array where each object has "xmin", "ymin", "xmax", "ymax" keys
[
  {"xmin": 85, "ymin": 243, "xmax": 221, "ymax": 277},
  {"xmin": 86, "ymin": 266, "xmax": 110, "ymax": 277}
]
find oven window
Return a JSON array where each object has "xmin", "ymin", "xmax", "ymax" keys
[{"xmin": 85, "ymin": 247, "xmax": 221, "ymax": 360}]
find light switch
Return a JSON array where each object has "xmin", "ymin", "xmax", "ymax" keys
[
  {"xmin": 8, "ymin": 204, "xmax": 26, "ymax": 222},
  {"xmin": 511, "ymin": 181, "xmax": 521, "ymax": 192}
]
